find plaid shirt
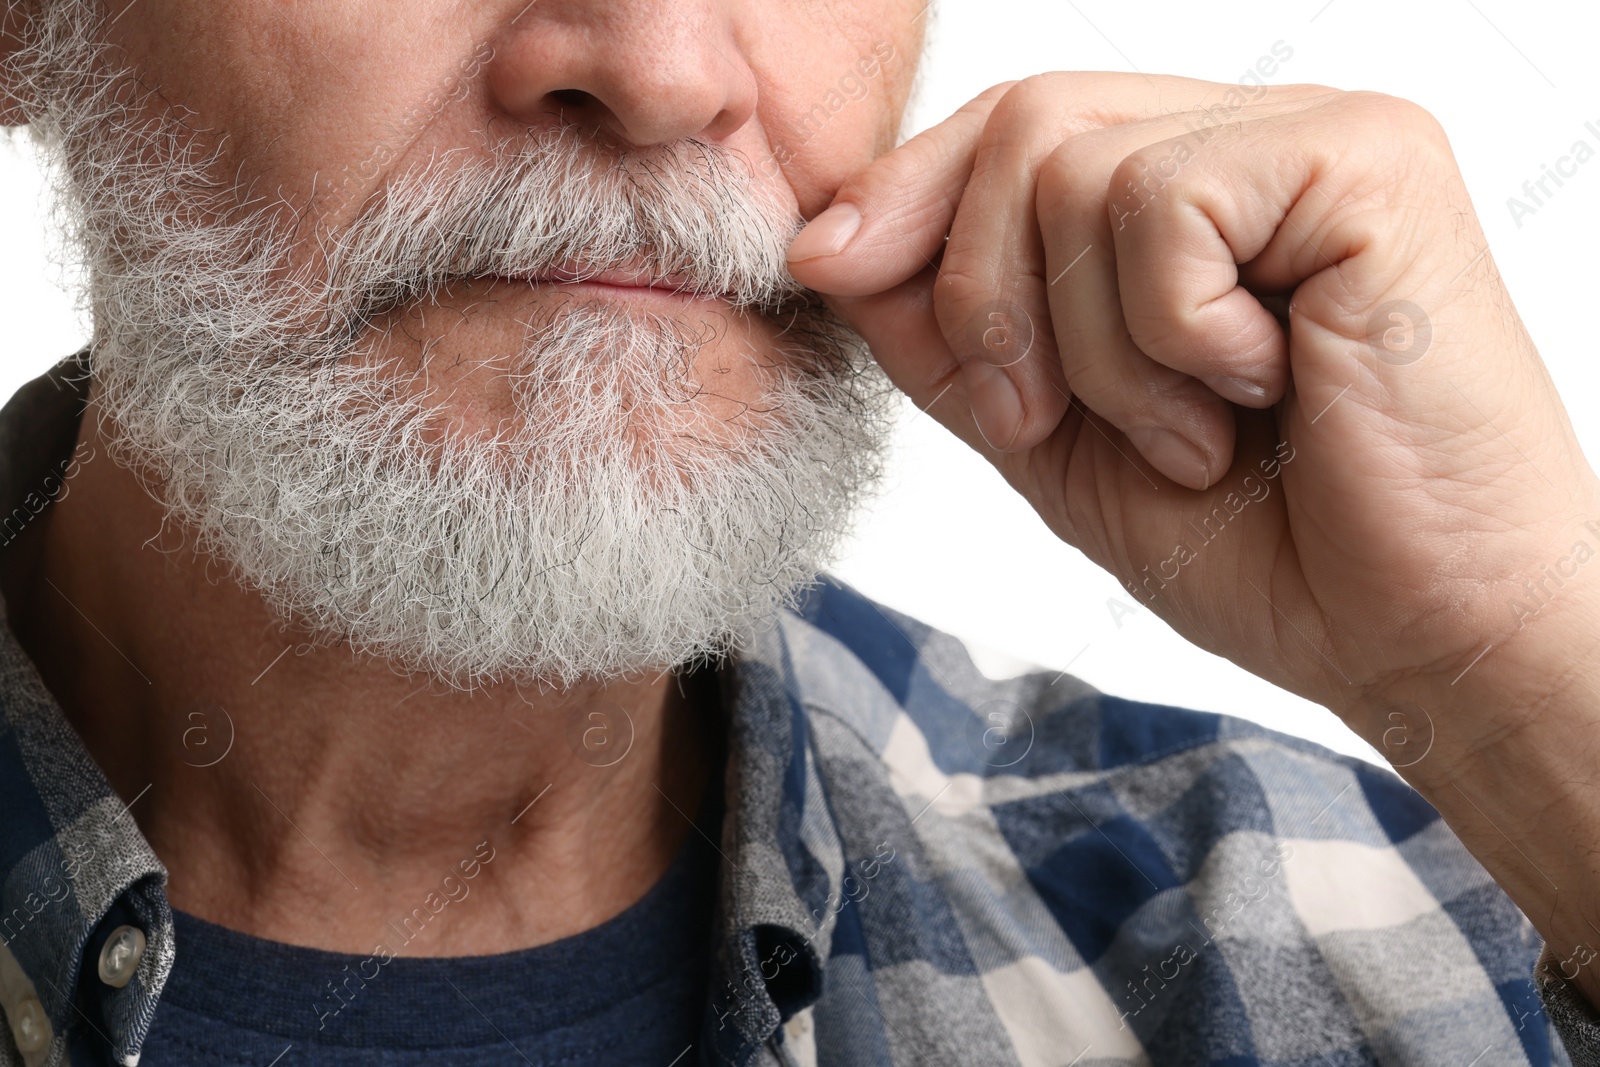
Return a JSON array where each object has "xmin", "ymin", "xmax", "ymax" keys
[{"xmin": 2, "ymin": 350, "xmax": 1600, "ymax": 1067}]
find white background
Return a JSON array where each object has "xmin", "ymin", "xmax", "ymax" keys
[{"xmin": 2, "ymin": 0, "xmax": 1597, "ymax": 764}]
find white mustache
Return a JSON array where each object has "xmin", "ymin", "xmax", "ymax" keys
[{"xmin": 324, "ymin": 124, "xmax": 809, "ymax": 328}]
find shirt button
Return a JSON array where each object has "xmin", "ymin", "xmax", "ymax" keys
[
  {"xmin": 12, "ymin": 995, "xmax": 50, "ymax": 1053},
  {"xmin": 97, "ymin": 925, "xmax": 146, "ymax": 989}
]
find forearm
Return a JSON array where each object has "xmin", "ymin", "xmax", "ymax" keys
[{"xmin": 1345, "ymin": 588, "xmax": 1600, "ymax": 1008}]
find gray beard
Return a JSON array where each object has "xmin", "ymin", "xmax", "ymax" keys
[{"xmin": 13, "ymin": 0, "xmax": 896, "ymax": 691}]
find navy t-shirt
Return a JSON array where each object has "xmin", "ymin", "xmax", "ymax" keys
[{"xmin": 137, "ymin": 782, "xmax": 724, "ymax": 1065}]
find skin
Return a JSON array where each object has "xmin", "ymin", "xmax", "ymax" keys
[{"xmin": 5, "ymin": 0, "xmax": 1600, "ymax": 1020}]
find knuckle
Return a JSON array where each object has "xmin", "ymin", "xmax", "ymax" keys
[
  {"xmin": 1343, "ymin": 89, "xmax": 1420, "ymax": 119},
  {"xmin": 976, "ymin": 77, "xmax": 1051, "ymax": 159},
  {"xmin": 893, "ymin": 187, "xmax": 959, "ymax": 238},
  {"xmin": 869, "ymin": 140, "xmax": 958, "ymax": 222},
  {"xmin": 1035, "ymin": 136, "xmax": 1105, "ymax": 230},
  {"xmin": 930, "ymin": 260, "xmax": 989, "ymax": 338},
  {"xmin": 1057, "ymin": 352, "xmax": 1131, "ymax": 414},
  {"xmin": 1344, "ymin": 90, "xmax": 1450, "ymax": 147},
  {"xmin": 968, "ymin": 79, "xmax": 1023, "ymax": 112},
  {"xmin": 1107, "ymin": 144, "xmax": 1169, "ymax": 196},
  {"xmin": 1338, "ymin": 91, "xmax": 1457, "ymax": 185},
  {"xmin": 1102, "ymin": 145, "xmax": 1182, "ymax": 234},
  {"xmin": 986, "ymin": 72, "xmax": 1116, "ymax": 149},
  {"xmin": 990, "ymin": 73, "xmax": 1061, "ymax": 123},
  {"xmin": 1123, "ymin": 309, "xmax": 1188, "ymax": 361}
]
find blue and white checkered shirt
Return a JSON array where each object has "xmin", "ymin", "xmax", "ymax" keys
[{"xmin": 2, "ymin": 351, "xmax": 1600, "ymax": 1066}]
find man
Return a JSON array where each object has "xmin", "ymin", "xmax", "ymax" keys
[{"xmin": 0, "ymin": 0, "xmax": 1597, "ymax": 1063}]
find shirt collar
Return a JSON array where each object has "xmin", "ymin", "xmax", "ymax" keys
[
  {"xmin": 702, "ymin": 613, "xmax": 849, "ymax": 1064},
  {"xmin": 0, "ymin": 349, "xmax": 847, "ymax": 1067},
  {"xmin": 0, "ymin": 347, "xmax": 173, "ymax": 1067}
]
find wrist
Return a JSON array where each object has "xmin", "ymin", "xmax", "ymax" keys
[
  {"xmin": 1344, "ymin": 582, "xmax": 1600, "ymax": 1004},
  {"xmin": 1337, "ymin": 502, "xmax": 1600, "ymax": 779},
  {"xmin": 1345, "ymin": 570, "xmax": 1600, "ymax": 791}
]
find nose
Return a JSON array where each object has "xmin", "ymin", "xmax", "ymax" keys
[{"xmin": 484, "ymin": 0, "xmax": 757, "ymax": 147}]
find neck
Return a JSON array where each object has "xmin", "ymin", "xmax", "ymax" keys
[{"xmin": 1, "ymin": 397, "xmax": 724, "ymax": 957}]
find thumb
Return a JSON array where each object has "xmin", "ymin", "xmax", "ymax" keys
[{"xmin": 785, "ymin": 82, "xmax": 1017, "ymax": 298}]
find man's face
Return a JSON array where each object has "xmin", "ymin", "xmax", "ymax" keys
[
  {"xmin": 94, "ymin": 0, "xmax": 923, "ymax": 426},
  {"xmin": 9, "ymin": 0, "xmax": 925, "ymax": 690}
]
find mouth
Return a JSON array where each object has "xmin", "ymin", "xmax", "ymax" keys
[{"xmin": 494, "ymin": 261, "xmax": 724, "ymax": 305}]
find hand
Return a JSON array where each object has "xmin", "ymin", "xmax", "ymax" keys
[{"xmin": 787, "ymin": 72, "xmax": 1600, "ymax": 735}]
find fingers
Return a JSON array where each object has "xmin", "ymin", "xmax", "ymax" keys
[
  {"xmin": 1038, "ymin": 142, "xmax": 1237, "ymax": 488},
  {"xmin": 932, "ymin": 76, "xmax": 1335, "ymax": 459},
  {"xmin": 1104, "ymin": 98, "xmax": 1341, "ymax": 399},
  {"xmin": 1034, "ymin": 89, "xmax": 1342, "ymax": 487},
  {"xmin": 1095, "ymin": 91, "xmax": 1457, "ymax": 446},
  {"xmin": 795, "ymin": 73, "xmax": 1354, "ymax": 491},
  {"xmin": 785, "ymin": 81, "xmax": 1018, "ymax": 298}
]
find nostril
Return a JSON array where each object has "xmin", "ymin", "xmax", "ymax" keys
[{"xmin": 549, "ymin": 88, "xmax": 592, "ymax": 109}]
